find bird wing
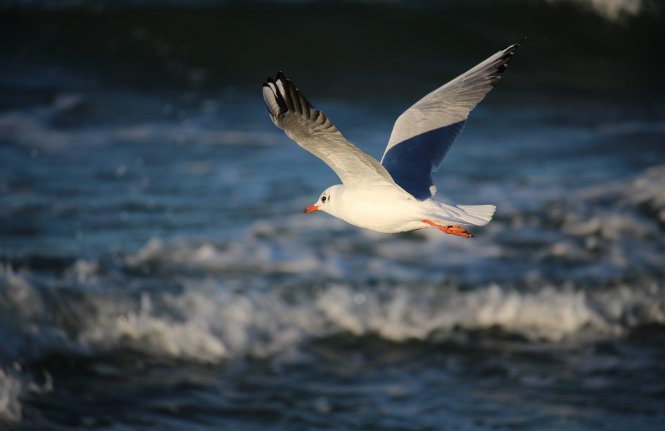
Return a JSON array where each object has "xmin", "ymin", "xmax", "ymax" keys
[
  {"xmin": 263, "ymin": 72, "xmax": 409, "ymax": 195},
  {"xmin": 380, "ymin": 39, "xmax": 524, "ymax": 200}
]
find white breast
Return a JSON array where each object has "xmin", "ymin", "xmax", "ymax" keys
[{"xmin": 332, "ymin": 188, "xmax": 427, "ymax": 233}]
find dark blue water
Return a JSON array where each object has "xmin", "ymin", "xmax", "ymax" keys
[{"xmin": 1, "ymin": 1, "xmax": 665, "ymax": 430}]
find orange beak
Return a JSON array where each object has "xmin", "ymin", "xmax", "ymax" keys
[{"xmin": 303, "ymin": 205, "xmax": 319, "ymax": 214}]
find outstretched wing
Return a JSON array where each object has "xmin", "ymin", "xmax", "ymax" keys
[
  {"xmin": 263, "ymin": 72, "xmax": 407, "ymax": 194},
  {"xmin": 380, "ymin": 39, "xmax": 524, "ymax": 200}
]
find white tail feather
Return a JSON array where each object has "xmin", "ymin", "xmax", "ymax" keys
[
  {"xmin": 456, "ymin": 204, "xmax": 496, "ymax": 226},
  {"xmin": 427, "ymin": 202, "xmax": 496, "ymax": 227}
]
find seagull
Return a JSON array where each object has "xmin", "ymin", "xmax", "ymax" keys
[{"xmin": 262, "ymin": 40, "xmax": 522, "ymax": 238}]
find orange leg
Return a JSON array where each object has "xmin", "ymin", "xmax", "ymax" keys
[{"xmin": 421, "ymin": 220, "xmax": 474, "ymax": 238}]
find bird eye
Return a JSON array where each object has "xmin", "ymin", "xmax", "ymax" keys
[{"xmin": 321, "ymin": 196, "xmax": 327, "ymax": 203}]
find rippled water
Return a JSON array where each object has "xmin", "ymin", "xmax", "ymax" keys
[{"xmin": 1, "ymin": 1, "xmax": 665, "ymax": 430}]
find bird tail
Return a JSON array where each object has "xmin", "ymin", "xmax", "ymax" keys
[
  {"xmin": 427, "ymin": 202, "xmax": 496, "ymax": 226},
  {"xmin": 456, "ymin": 204, "xmax": 496, "ymax": 226}
]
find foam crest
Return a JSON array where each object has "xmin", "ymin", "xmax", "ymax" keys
[
  {"xmin": 77, "ymin": 282, "xmax": 331, "ymax": 362},
  {"xmin": 2, "ymin": 257, "xmax": 665, "ymax": 366},
  {"xmin": 82, "ymin": 293, "xmax": 228, "ymax": 362},
  {"xmin": 126, "ymin": 234, "xmax": 342, "ymax": 278},
  {"xmin": 83, "ymin": 280, "xmax": 664, "ymax": 363},
  {"xmin": 316, "ymin": 284, "xmax": 611, "ymax": 342},
  {"xmin": 578, "ymin": 0, "xmax": 643, "ymax": 20}
]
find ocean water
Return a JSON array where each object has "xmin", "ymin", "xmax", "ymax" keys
[{"xmin": 1, "ymin": 1, "xmax": 665, "ymax": 430}]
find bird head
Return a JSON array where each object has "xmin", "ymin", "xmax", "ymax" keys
[{"xmin": 304, "ymin": 185, "xmax": 342, "ymax": 215}]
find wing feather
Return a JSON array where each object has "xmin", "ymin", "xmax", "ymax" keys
[
  {"xmin": 263, "ymin": 72, "xmax": 408, "ymax": 193},
  {"xmin": 380, "ymin": 39, "xmax": 524, "ymax": 199},
  {"xmin": 384, "ymin": 39, "xmax": 523, "ymax": 153}
]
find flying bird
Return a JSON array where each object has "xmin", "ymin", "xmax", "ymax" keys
[{"xmin": 262, "ymin": 40, "xmax": 523, "ymax": 238}]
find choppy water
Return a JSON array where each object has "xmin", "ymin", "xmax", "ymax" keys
[{"xmin": 1, "ymin": 1, "xmax": 665, "ymax": 430}]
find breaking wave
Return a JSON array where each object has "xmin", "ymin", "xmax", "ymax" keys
[{"xmin": 1, "ymin": 263, "xmax": 663, "ymax": 366}]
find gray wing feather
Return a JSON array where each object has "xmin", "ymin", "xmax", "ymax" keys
[
  {"xmin": 382, "ymin": 39, "xmax": 524, "ymax": 157},
  {"xmin": 263, "ymin": 72, "xmax": 407, "ymax": 192}
]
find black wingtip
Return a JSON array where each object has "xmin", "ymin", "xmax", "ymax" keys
[
  {"xmin": 262, "ymin": 71, "xmax": 314, "ymax": 117},
  {"xmin": 488, "ymin": 38, "xmax": 525, "ymax": 83},
  {"xmin": 262, "ymin": 73, "xmax": 288, "ymax": 115},
  {"xmin": 509, "ymin": 37, "xmax": 526, "ymax": 52},
  {"xmin": 261, "ymin": 71, "xmax": 287, "ymax": 88}
]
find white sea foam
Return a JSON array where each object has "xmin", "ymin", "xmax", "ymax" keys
[
  {"xmin": 81, "ymin": 279, "xmax": 665, "ymax": 363},
  {"xmin": 4, "ymin": 260, "xmax": 664, "ymax": 365},
  {"xmin": 125, "ymin": 233, "xmax": 342, "ymax": 278},
  {"xmin": 549, "ymin": 0, "xmax": 646, "ymax": 20},
  {"xmin": 82, "ymin": 293, "xmax": 228, "ymax": 362},
  {"xmin": 316, "ymin": 284, "xmax": 621, "ymax": 342},
  {"xmin": 0, "ymin": 369, "xmax": 23, "ymax": 423}
]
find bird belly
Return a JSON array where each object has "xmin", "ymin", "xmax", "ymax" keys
[{"xmin": 336, "ymin": 196, "xmax": 426, "ymax": 233}]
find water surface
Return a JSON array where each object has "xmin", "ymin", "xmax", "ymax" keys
[{"xmin": 1, "ymin": 1, "xmax": 665, "ymax": 430}]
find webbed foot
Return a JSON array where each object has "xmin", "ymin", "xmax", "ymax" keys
[{"xmin": 421, "ymin": 220, "xmax": 473, "ymax": 238}]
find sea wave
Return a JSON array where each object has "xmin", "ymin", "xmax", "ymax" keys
[
  {"xmin": 121, "ymin": 162, "xmax": 665, "ymax": 284},
  {"xmin": 0, "ymin": 96, "xmax": 274, "ymax": 153},
  {"xmin": 2, "ymin": 163, "xmax": 665, "ymax": 365},
  {"xmin": 1, "ymin": 261, "xmax": 663, "ymax": 367}
]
